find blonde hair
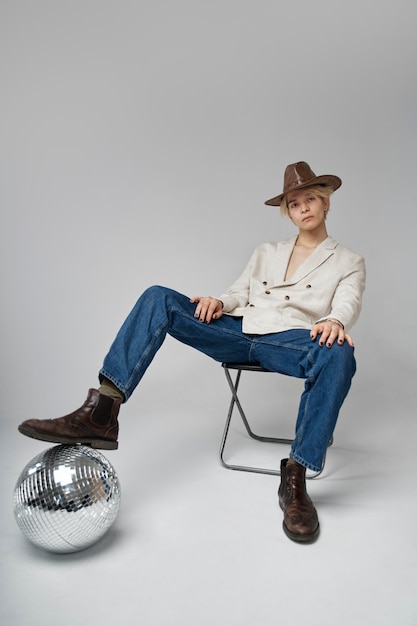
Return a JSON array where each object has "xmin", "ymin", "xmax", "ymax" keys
[{"xmin": 280, "ymin": 185, "xmax": 333, "ymax": 218}]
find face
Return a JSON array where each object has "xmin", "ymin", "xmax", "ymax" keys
[{"xmin": 286, "ymin": 188, "xmax": 329, "ymax": 230}]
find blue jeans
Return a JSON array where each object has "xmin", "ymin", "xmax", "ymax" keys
[{"xmin": 99, "ymin": 286, "xmax": 356, "ymax": 472}]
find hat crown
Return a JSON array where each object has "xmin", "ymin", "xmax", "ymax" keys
[{"xmin": 283, "ymin": 162, "xmax": 317, "ymax": 193}]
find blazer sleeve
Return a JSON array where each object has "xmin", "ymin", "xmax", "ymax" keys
[
  {"xmin": 217, "ymin": 250, "xmax": 256, "ymax": 312},
  {"xmin": 316, "ymin": 254, "xmax": 366, "ymax": 331}
]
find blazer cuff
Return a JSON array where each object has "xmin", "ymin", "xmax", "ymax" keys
[
  {"xmin": 217, "ymin": 294, "xmax": 241, "ymax": 313},
  {"xmin": 315, "ymin": 316, "xmax": 344, "ymax": 329}
]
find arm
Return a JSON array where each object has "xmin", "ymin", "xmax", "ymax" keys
[
  {"xmin": 312, "ymin": 255, "xmax": 366, "ymax": 348},
  {"xmin": 190, "ymin": 248, "xmax": 257, "ymax": 323}
]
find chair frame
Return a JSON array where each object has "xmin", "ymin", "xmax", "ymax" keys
[{"xmin": 219, "ymin": 363, "xmax": 331, "ymax": 479}]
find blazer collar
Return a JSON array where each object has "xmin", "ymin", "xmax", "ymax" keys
[{"xmin": 272, "ymin": 236, "xmax": 338, "ymax": 286}]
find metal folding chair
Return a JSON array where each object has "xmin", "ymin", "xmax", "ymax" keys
[{"xmin": 219, "ymin": 363, "xmax": 332, "ymax": 479}]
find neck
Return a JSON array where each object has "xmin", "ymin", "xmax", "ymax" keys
[{"xmin": 296, "ymin": 226, "xmax": 328, "ymax": 248}]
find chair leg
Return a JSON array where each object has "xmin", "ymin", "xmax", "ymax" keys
[{"xmin": 219, "ymin": 366, "xmax": 329, "ymax": 479}]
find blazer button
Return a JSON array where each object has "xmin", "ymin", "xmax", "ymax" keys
[
  {"xmin": 265, "ymin": 290, "xmax": 271, "ymax": 294},
  {"xmin": 249, "ymin": 304, "xmax": 255, "ymax": 307},
  {"xmin": 306, "ymin": 284, "xmax": 312, "ymax": 289},
  {"xmin": 284, "ymin": 295, "xmax": 290, "ymax": 300},
  {"xmin": 262, "ymin": 281, "xmax": 267, "ymax": 285}
]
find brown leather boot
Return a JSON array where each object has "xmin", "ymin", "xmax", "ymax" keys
[
  {"xmin": 18, "ymin": 389, "xmax": 121, "ymax": 450},
  {"xmin": 278, "ymin": 458, "xmax": 319, "ymax": 543}
]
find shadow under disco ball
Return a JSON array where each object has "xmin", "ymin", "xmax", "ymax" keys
[{"xmin": 13, "ymin": 445, "xmax": 121, "ymax": 553}]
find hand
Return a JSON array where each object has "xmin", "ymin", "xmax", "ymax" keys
[
  {"xmin": 190, "ymin": 296, "xmax": 223, "ymax": 324},
  {"xmin": 310, "ymin": 320, "xmax": 354, "ymax": 348}
]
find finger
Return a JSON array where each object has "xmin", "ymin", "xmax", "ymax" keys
[
  {"xmin": 311, "ymin": 326, "xmax": 325, "ymax": 341},
  {"xmin": 212, "ymin": 298, "xmax": 223, "ymax": 320},
  {"xmin": 344, "ymin": 333, "xmax": 354, "ymax": 347},
  {"xmin": 325, "ymin": 327, "xmax": 340, "ymax": 348},
  {"xmin": 318, "ymin": 327, "xmax": 330, "ymax": 346},
  {"xmin": 204, "ymin": 306, "xmax": 215, "ymax": 323},
  {"xmin": 198, "ymin": 302, "xmax": 208, "ymax": 322},
  {"xmin": 194, "ymin": 298, "xmax": 202, "ymax": 317},
  {"xmin": 212, "ymin": 300, "xmax": 223, "ymax": 321},
  {"xmin": 318, "ymin": 322, "xmax": 341, "ymax": 347},
  {"xmin": 310, "ymin": 323, "xmax": 323, "ymax": 341},
  {"xmin": 191, "ymin": 297, "xmax": 203, "ymax": 318},
  {"xmin": 197, "ymin": 297, "xmax": 212, "ymax": 322},
  {"xmin": 337, "ymin": 329, "xmax": 346, "ymax": 345},
  {"xmin": 206, "ymin": 300, "xmax": 221, "ymax": 323}
]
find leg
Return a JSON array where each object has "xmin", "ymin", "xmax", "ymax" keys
[
  {"xmin": 250, "ymin": 330, "xmax": 356, "ymax": 542},
  {"xmin": 99, "ymin": 285, "xmax": 252, "ymax": 400},
  {"xmin": 290, "ymin": 339, "xmax": 356, "ymax": 472},
  {"xmin": 18, "ymin": 286, "xmax": 252, "ymax": 448},
  {"xmin": 251, "ymin": 329, "xmax": 356, "ymax": 472}
]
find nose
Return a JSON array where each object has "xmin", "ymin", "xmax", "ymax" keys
[{"xmin": 300, "ymin": 202, "xmax": 309, "ymax": 213}]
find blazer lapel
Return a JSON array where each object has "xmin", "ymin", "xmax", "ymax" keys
[
  {"xmin": 272, "ymin": 236, "xmax": 338, "ymax": 286},
  {"xmin": 271, "ymin": 237, "xmax": 297, "ymax": 285}
]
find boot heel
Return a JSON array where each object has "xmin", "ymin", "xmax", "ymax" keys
[{"xmin": 90, "ymin": 439, "xmax": 119, "ymax": 450}]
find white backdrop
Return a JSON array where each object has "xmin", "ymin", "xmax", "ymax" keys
[
  {"xmin": 1, "ymin": 0, "xmax": 416, "ymax": 425},
  {"xmin": 1, "ymin": 3, "xmax": 417, "ymax": 626}
]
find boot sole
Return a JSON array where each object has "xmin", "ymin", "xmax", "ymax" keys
[{"xmin": 18, "ymin": 424, "xmax": 118, "ymax": 450}]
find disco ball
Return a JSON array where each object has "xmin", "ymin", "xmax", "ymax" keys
[{"xmin": 13, "ymin": 444, "xmax": 121, "ymax": 553}]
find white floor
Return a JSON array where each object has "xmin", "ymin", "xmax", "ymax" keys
[{"xmin": 1, "ymin": 356, "xmax": 416, "ymax": 626}]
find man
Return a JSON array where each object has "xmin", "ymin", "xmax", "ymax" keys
[{"xmin": 19, "ymin": 161, "xmax": 366, "ymax": 543}]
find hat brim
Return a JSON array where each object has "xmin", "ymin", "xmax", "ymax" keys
[{"xmin": 264, "ymin": 174, "xmax": 342, "ymax": 206}]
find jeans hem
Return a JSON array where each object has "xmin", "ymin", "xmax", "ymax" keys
[
  {"xmin": 98, "ymin": 370, "xmax": 128, "ymax": 402},
  {"xmin": 290, "ymin": 452, "xmax": 322, "ymax": 473}
]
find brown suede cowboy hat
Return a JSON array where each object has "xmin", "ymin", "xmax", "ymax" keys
[{"xmin": 264, "ymin": 161, "xmax": 342, "ymax": 206}]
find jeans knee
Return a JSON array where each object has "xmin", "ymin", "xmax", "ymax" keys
[
  {"xmin": 332, "ymin": 342, "xmax": 356, "ymax": 377},
  {"xmin": 143, "ymin": 285, "xmax": 166, "ymax": 298},
  {"xmin": 313, "ymin": 341, "xmax": 355, "ymax": 377},
  {"xmin": 141, "ymin": 285, "xmax": 175, "ymax": 305},
  {"xmin": 140, "ymin": 285, "xmax": 189, "ymax": 316}
]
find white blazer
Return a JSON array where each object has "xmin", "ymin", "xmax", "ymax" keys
[{"xmin": 218, "ymin": 236, "xmax": 365, "ymax": 334}]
